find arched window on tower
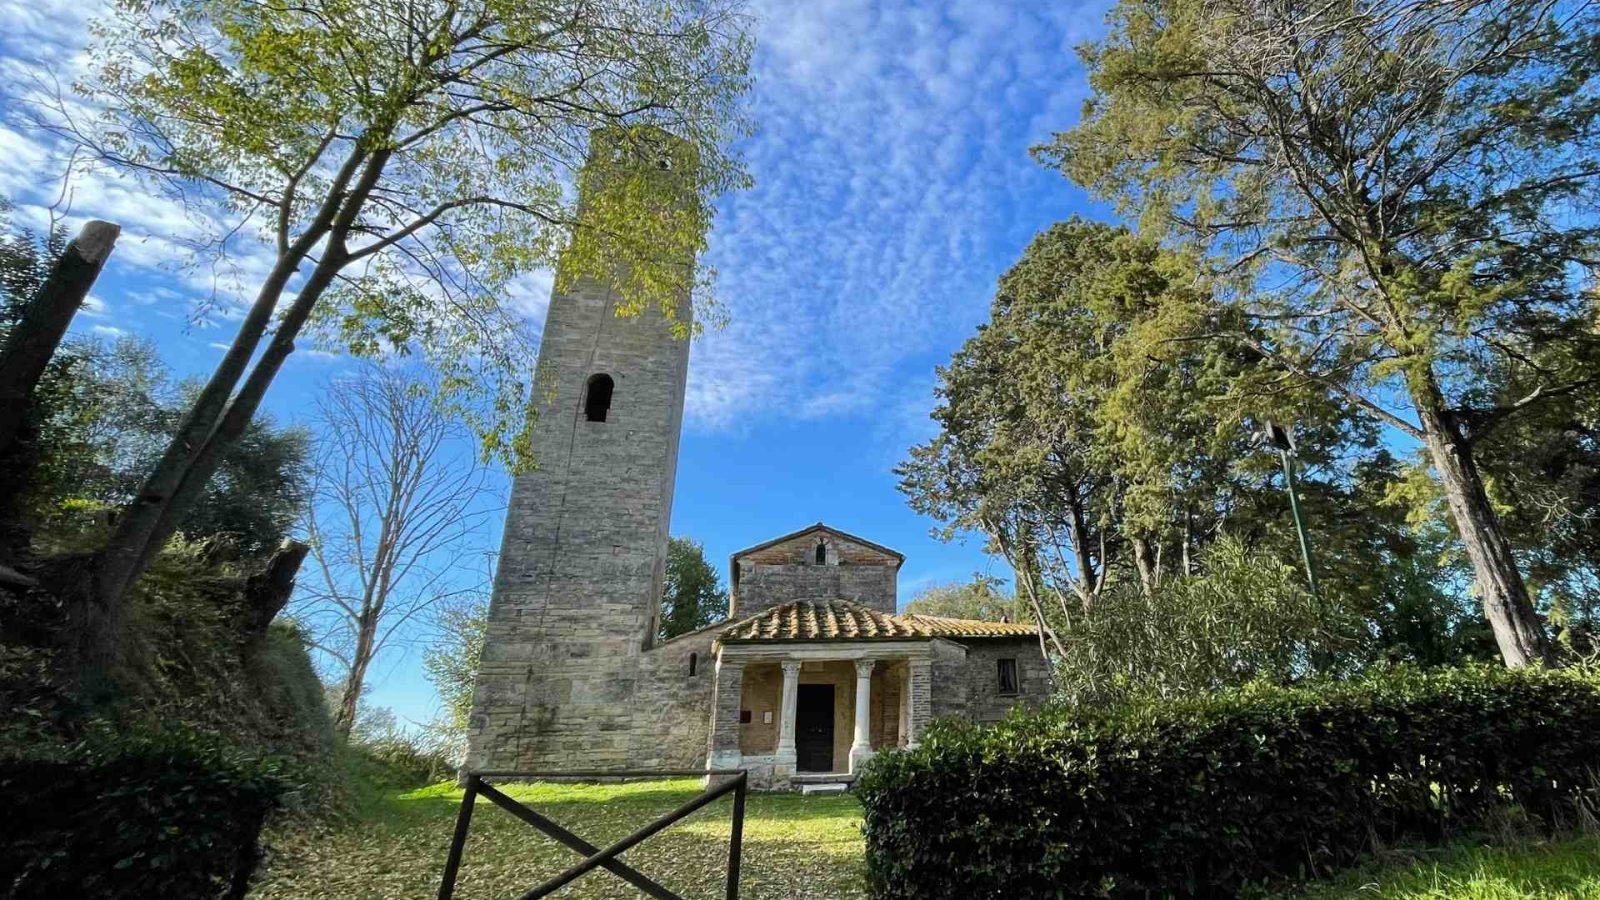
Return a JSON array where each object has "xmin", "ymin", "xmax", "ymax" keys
[
  {"xmin": 584, "ymin": 373, "xmax": 614, "ymax": 422},
  {"xmin": 815, "ymin": 541, "xmax": 827, "ymax": 565}
]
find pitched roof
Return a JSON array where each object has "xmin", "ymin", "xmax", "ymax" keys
[
  {"xmin": 729, "ymin": 522, "xmax": 905, "ymax": 564},
  {"xmin": 719, "ymin": 598, "xmax": 1038, "ymax": 644},
  {"xmin": 899, "ymin": 614, "xmax": 1040, "ymax": 639}
]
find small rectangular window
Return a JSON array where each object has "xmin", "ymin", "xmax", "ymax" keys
[
  {"xmin": 739, "ymin": 710, "xmax": 752, "ymax": 724},
  {"xmin": 997, "ymin": 658, "xmax": 1019, "ymax": 695}
]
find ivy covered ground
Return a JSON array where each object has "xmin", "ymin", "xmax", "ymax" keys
[
  {"xmin": 251, "ymin": 778, "xmax": 868, "ymax": 899},
  {"xmin": 251, "ymin": 776, "xmax": 1600, "ymax": 899}
]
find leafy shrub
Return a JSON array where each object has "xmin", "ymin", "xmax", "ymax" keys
[
  {"xmin": 0, "ymin": 733, "xmax": 285, "ymax": 899},
  {"xmin": 858, "ymin": 665, "xmax": 1600, "ymax": 899},
  {"xmin": 1053, "ymin": 536, "xmax": 1365, "ymax": 708},
  {"xmin": 347, "ymin": 707, "xmax": 457, "ymax": 789}
]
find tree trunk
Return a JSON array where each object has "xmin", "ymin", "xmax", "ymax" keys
[
  {"xmin": 334, "ymin": 618, "xmax": 377, "ymax": 737},
  {"xmin": 94, "ymin": 148, "xmax": 387, "ymax": 615},
  {"xmin": 1410, "ymin": 372, "xmax": 1554, "ymax": 667},
  {"xmin": 1132, "ymin": 535, "xmax": 1159, "ymax": 596},
  {"xmin": 120, "ymin": 249, "xmax": 351, "ymax": 597},
  {"xmin": 0, "ymin": 221, "xmax": 119, "ymax": 455},
  {"xmin": 241, "ymin": 539, "xmax": 310, "ymax": 643},
  {"xmin": 90, "ymin": 147, "xmax": 368, "ymax": 614}
]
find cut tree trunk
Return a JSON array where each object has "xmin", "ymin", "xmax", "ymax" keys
[
  {"xmin": 1411, "ymin": 375, "xmax": 1553, "ymax": 667},
  {"xmin": 0, "ymin": 221, "xmax": 120, "ymax": 456},
  {"xmin": 241, "ymin": 539, "xmax": 310, "ymax": 643}
]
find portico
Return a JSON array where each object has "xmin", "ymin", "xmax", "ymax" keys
[{"xmin": 707, "ymin": 640, "xmax": 934, "ymax": 790}]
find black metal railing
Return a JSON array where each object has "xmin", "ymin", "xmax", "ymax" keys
[{"xmin": 436, "ymin": 769, "xmax": 749, "ymax": 900}]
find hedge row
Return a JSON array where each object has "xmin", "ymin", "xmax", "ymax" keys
[
  {"xmin": 857, "ymin": 665, "xmax": 1600, "ymax": 899},
  {"xmin": 0, "ymin": 736, "xmax": 285, "ymax": 899}
]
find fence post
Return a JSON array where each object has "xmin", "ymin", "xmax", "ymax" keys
[
  {"xmin": 725, "ymin": 772, "xmax": 746, "ymax": 900},
  {"xmin": 437, "ymin": 774, "xmax": 479, "ymax": 900}
]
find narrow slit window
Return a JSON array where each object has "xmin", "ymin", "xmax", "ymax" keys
[
  {"xmin": 688, "ymin": 652, "xmax": 698, "ymax": 676},
  {"xmin": 584, "ymin": 373, "xmax": 614, "ymax": 422},
  {"xmin": 997, "ymin": 658, "xmax": 1019, "ymax": 695},
  {"xmin": 815, "ymin": 542, "xmax": 827, "ymax": 565}
]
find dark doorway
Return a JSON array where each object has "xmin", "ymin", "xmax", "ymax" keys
[{"xmin": 795, "ymin": 684, "xmax": 835, "ymax": 772}]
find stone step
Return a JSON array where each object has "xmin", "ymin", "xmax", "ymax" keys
[{"xmin": 799, "ymin": 782, "xmax": 850, "ymax": 796}]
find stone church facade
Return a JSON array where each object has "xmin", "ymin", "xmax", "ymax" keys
[{"xmin": 464, "ymin": 151, "xmax": 1049, "ymax": 791}]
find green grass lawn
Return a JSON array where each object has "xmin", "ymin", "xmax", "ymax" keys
[
  {"xmin": 251, "ymin": 778, "xmax": 867, "ymax": 899},
  {"xmin": 252, "ymin": 777, "xmax": 1600, "ymax": 899},
  {"xmin": 1290, "ymin": 836, "xmax": 1600, "ymax": 899}
]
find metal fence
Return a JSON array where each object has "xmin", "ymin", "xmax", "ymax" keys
[{"xmin": 436, "ymin": 769, "xmax": 749, "ymax": 900}]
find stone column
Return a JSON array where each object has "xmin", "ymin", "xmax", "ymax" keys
[
  {"xmin": 897, "ymin": 663, "xmax": 911, "ymax": 748},
  {"xmin": 906, "ymin": 659, "xmax": 932, "ymax": 749},
  {"xmin": 706, "ymin": 658, "xmax": 745, "ymax": 774},
  {"xmin": 774, "ymin": 660, "xmax": 801, "ymax": 786},
  {"xmin": 849, "ymin": 659, "xmax": 876, "ymax": 773}
]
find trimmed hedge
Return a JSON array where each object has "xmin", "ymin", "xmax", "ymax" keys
[
  {"xmin": 0, "ymin": 737, "xmax": 285, "ymax": 899},
  {"xmin": 857, "ymin": 665, "xmax": 1600, "ymax": 899}
]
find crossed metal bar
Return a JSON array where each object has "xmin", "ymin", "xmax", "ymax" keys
[{"xmin": 437, "ymin": 770, "xmax": 749, "ymax": 900}]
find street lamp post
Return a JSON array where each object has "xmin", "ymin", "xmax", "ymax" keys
[{"xmin": 1262, "ymin": 421, "xmax": 1320, "ymax": 597}]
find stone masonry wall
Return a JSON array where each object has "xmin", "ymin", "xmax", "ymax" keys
[
  {"xmin": 730, "ymin": 531, "xmax": 899, "ymax": 617},
  {"xmin": 631, "ymin": 627, "xmax": 721, "ymax": 770},
  {"xmin": 732, "ymin": 566, "xmax": 898, "ymax": 617},
  {"xmin": 957, "ymin": 638, "xmax": 1052, "ymax": 723},
  {"xmin": 465, "ymin": 274, "xmax": 691, "ymax": 774},
  {"xmin": 927, "ymin": 637, "xmax": 1050, "ymax": 724}
]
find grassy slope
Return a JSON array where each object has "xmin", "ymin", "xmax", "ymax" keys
[
  {"xmin": 251, "ymin": 778, "xmax": 867, "ymax": 899},
  {"xmin": 1290, "ymin": 837, "xmax": 1600, "ymax": 899}
]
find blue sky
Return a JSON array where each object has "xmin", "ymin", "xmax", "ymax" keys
[{"xmin": 0, "ymin": 0, "xmax": 1116, "ymax": 725}]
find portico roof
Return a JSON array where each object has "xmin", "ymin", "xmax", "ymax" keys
[{"xmin": 718, "ymin": 598, "xmax": 1037, "ymax": 644}]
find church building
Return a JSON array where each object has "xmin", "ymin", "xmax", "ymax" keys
[{"xmin": 464, "ymin": 146, "xmax": 1049, "ymax": 791}]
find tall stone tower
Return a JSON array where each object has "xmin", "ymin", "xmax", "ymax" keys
[{"xmin": 465, "ymin": 138, "xmax": 694, "ymax": 773}]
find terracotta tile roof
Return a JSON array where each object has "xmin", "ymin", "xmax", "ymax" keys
[
  {"xmin": 899, "ymin": 614, "xmax": 1040, "ymax": 639},
  {"xmin": 719, "ymin": 599, "xmax": 1037, "ymax": 644}
]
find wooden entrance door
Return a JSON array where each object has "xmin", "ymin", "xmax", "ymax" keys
[{"xmin": 795, "ymin": 684, "xmax": 835, "ymax": 772}]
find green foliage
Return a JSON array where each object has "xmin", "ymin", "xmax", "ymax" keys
[
  {"xmin": 659, "ymin": 536, "xmax": 728, "ymax": 639},
  {"xmin": 898, "ymin": 217, "xmax": 1399, "ymax": 665},
  {"xmin": 858, "ymin": 665, "xmax": 1600, "ymax": 899},
  {"xmin": 345, "ymin": 708, "xmax": 457, "ymax": 789},
  {"xmin": 1036, "ymin": 0, "xmax": 1600, "ymax": 663},
  {"xmin": 0, "ymin": 199, "xmax": 64, "ymax": 326},
  {"xmin": 16, "ymin": 335, "xmax": 309, "ymax": 561},
  {"xmin": 903, "ymin": 575, "xmax": 1022, "ymax": 623},
  {"xmin": 422, "ymin": 594, "xmax": 487, "ymax": 751},
  {"xmin": 0, "ymin": 729, "xmax": 286, "ymax": 900},
  {"xmin": 1292, "ymin": 835, "xmax": 1600, "ymax": 900},
  {"xmin": 1052, "ymin": 535, "xmax": 1364, "ymax": 707},
  {"xmin": 73, "ymin": 0, "xmax": 755, "ymax": 468}
]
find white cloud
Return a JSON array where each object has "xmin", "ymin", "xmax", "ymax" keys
[
  {"xmin": 91, "ymin": 323, "xmax": 124, "ymax": 337},
  {"xmin": 3, "ymin": 0, "xmax": 1114, "ymax": 449},
  {"xmin": 685, "ymin": 0, "xmax": 1113, "ymax": 434}
]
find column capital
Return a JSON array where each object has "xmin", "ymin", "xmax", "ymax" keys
[
  {"xmin": 854, "ymin": 658, "xmax": 877, "ymax": 678},
  {"xmin": 780, "ymin": 659, "xmax": 803, "ymax": 677}
]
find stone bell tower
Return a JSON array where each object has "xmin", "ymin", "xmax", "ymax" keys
[{"xmin": 465, "ymin": 132, "xmax": 695, "ymax": 772}]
